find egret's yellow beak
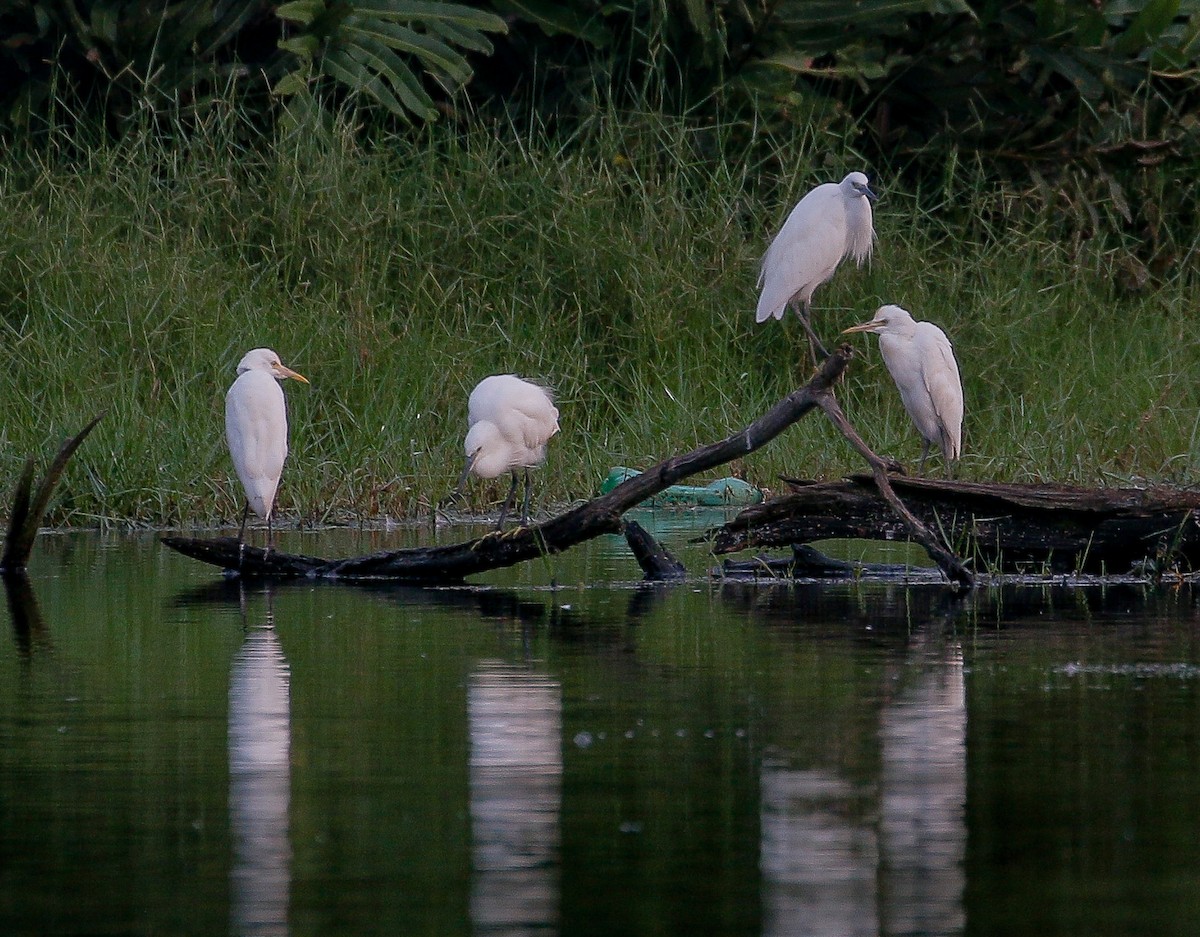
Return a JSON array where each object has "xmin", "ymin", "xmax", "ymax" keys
[
  {"xmin": 276, "ymin": 364, "xmax": 309, "ymax": 384},
  {"xmin": 841, "ymin": 320, "xmax": 879, "ymax": 335}
]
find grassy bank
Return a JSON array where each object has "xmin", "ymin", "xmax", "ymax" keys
[{"xmin": 2, "ymin": 108, "xmax": 1198, "ymax": 528}]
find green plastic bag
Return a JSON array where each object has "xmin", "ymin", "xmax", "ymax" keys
[{"xmin": 599, "ymin": 466, "xmax": 763, "ymax": 507}]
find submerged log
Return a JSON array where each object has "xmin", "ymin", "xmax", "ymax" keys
[
  {"xmin": 624, "ymin": 520, "xmax": 688, "ymax": 581},
  {"xmin": 717, "ymin": 544, "xmax": 933, "ymax": 581},
  {"xmin": 164, "ymin": 351, "xmax": 856, "ymax": 583},
  {"xmin": 710, "ymin": 475, "xmax": 1200, "ymax": 575}
]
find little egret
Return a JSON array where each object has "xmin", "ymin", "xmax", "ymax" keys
[
  {"xmin": 757, "ymin": 171, "xmax": 877, "ymax": 356},
  {"xmin": 225, "ymin": 348, "xmax": 309, "ymax": 547},
  {"xmin": 448, "ymin": 374, "xmax": 559, "ymax": 529},
  {"xmin": 842, "ymin": 304, "xmax": 963, "ymax": 473}
]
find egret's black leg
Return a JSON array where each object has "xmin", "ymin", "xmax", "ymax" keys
[
  {"xmin": 918, "ymin": 440, "xmax": 932, "ymax": 475},
  {"xmin": 794, "ymin": 300, "xmax": 830, "ymax": 362},
  {"xmin": 236, "ymin": 502, "xmax": 251, "ymax": 569},
  {"xmin": 496, "ymin": 471, "xmax": 520, "ymax": 530},
  {"xmin": 520, "ymin": 469, "xmax": 532, "ymax": 526}
]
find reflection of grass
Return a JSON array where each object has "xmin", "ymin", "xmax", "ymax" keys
[{"xmin": 3, "ymin": 108, "xmax": 1198, "ymax": 527}]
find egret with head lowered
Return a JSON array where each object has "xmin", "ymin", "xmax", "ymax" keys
[
  {"xmin": 757, "ymin": 171, "xmax": 877, "ymax": 357},
  {"xmin": 225, "ymin": 348, "xmax": 309, "ymax": 548},
  {"xmin": 842, "ymin": 304, "xmax": 963, "ymax": 474},
  {"xmin": 449, "ymin": 374, "xmax": 559, "ymax": 529}
]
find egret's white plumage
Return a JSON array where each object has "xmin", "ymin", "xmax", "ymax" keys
[
  {"xmin": 454, "ymin": 374, "xmax": 559, "ymax": 528},
  {"xmin": 842, "ymin": 305, "xmax": 963, "ymax": 472},
  {"xmin": 756, "ymin": 172, "xmax": 877, "ymax": 335},
  {"xmin": 225, "ymin": 348, "xmax": 309, "ymax": 545}
]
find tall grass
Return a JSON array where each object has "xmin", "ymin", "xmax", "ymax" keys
[{"xmin": 1, "ymin": 105, "xmax": 1197, "ymax": 528}]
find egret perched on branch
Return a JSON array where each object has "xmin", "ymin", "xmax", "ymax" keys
[
  {"xmin": 225, "ymin": 348, "xmax": 309, "ymax": 548},
  {"xmin": 757, "ymin": 171, "xmax": 877, "ymax": 356},
  {"xmin": 447, "ymin": 374, "xmax": 559, "ymax": 529},
  {"xmin": 842, "ymin": 304, "xmax": 963, "ymax": 474}
]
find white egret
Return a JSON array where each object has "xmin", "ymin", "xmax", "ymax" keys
[
  {"xmin": 757, "ymin": 171, "xmax": 877, "ymax": 356},
  {"xmin": 449, "ymin": 374, "xmax": 559, "ymax": 529},
  {"xmin": 225, "ymin": 348, "xmax": 309, "ymax": 547},
  {"xmin": 842, "ymin": 304, "xmax": 963, "ymax": 473}
]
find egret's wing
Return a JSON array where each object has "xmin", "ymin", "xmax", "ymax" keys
[
  {"xmin": 225, "ymin": 373, "xmax": 288, "ymax": 515},
  {"xmin": 756, "ymin": 187, "xmax": 847, "ymax": 322},
  {"xmin": 921, "ymin": 333, "xmax": 964, "ymax": 459},
  {"xmin": 509, "ymin": 402, "xmax": 560, "ymax": 449}
]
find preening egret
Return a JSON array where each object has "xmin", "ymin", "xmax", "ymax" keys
[
  {"xmin": 757, "ymin": 171, "xmax": 877, "ymax": 356},
  {"xmin": 842, "ymin": 305, "xmax": 963, "ymax": 473},
  {"xmin": 225, "ymin": 348, "xmax": 309, "ymax": 547},
  {"xmin": 449, "ymin": 374, "xmax": 559, "ymax": 529}
]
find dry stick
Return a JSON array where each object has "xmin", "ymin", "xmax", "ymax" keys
[
  {"xmin": 164, "ymin": 351, "xmax": 854, "ymax": 581},
  {"xmin": 2, "ymin": 413, "xmax": 105, "ymax": 574},
  {"xmin": 817, "ymin": 391, "xmax": 974, "ymax": 589}
]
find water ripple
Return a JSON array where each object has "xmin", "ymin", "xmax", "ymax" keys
[{"xmin": 1055, "ymin": 662, "xmax": 1200, "ymax": 680}]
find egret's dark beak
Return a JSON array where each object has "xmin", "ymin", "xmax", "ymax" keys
[
  {"xmin": 437, "ymin": 451, "xmax": 477, "ymax": 510},
  {"xmin": 453, "ymin": 450, "xmax": 478, "ymax": 496},
  {"xmin": 863, "ymin": 184, "xmax": 879, "ymax": 202}
]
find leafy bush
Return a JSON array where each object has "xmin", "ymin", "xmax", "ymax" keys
[
  {"xmin": 480, "ymin": 0, "xmax": 1200, "ymax": 267},
  {"xmin": 0, "ymin": 0, "xmax": 505, "ymax": 130},
  {"xmin": 2, "ymin": 2, "xmax": 1197, "ymax": 254},
  {"xmin": 485, "ymin": 1, "xmax": 1199, "ymax": 163}
]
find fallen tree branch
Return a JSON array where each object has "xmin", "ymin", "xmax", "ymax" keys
[
  {"xmin": 817, "ymin": 393, "xmax": 974, "ymax": 588},
  {"xmin": 163, "ymin": 350, "xmax": 854, "ymax": 581},
  {"xmin": 711, "ymin": 475, "xmax": 1200, "ymax": 577}
]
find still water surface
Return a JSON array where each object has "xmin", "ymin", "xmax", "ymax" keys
[{"xmin": 2, "ymin": 519, "xmax": 1199, "ymax": 936}]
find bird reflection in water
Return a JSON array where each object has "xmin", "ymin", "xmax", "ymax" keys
[
  {"xmin": 878, "ymin": 634, "xmax": 966, "ymax": 935},
  {"xmin": 761, "ymin": 629, "xmax": 965, "ymax": 936},
  {"xmin": 229, "ymin": 589, "xmax": 292, "ymax": 936},
  {"xmin": 469, "ymin": 662, "xmax": 562, "ymax": 935}
]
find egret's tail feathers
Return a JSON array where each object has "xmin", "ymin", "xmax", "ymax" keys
[
  {"xmin": 941, "ymin": 430, "xmax": 962, "ymax": 464},
  {"xmin": 755, "ymin": 301, "xmax": 785, "ymax": 323},
  {"xmin": 249, "ymin": 495, "xmax": 273, "ymax": 520}
]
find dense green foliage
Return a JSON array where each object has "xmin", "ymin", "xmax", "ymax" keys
[
  {"xmin": 4, "ymin": 3, "xmax": 1197, "ymax": 174},
  {"xmin": 1, "ymin": 109, "xmax": 1197, "ymax": 527},
  {"xmin": 0, "ymin": 1, "xmax": 506, "ymax": 127},
  {"xmin": 4, "ymin": 1, "xmax": 1196, "ymax": 293}
]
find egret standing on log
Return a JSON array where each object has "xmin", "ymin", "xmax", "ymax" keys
[
  {"xmin": 842, "ymin": 304, "xmax": 963, "ymax": 473},
  {"xmin": 757, "ymin": 171, "xmax": 877, "ymax": 358},
  {"xmin": 225, "ymin": 348, "xmax": 309, "ymax": 548},
  {"xmin": 448, "ymin": 374, "xmax": 559, "ymax": 530}
]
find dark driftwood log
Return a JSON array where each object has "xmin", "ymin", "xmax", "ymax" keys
[
  {"xmin": 717, "ymin": 544, "xmax": 932, "ymax": 581},
  {"xmin": 624, "ymin": 520, "xmax": 688, "ymax": 581},
  {"xmin": 2, "ymin": 414, "xmax": 105, "ymax": 574},
  {"xmin": 164, "ymin": 350, "xmax": 857, "ymax": 582},
  {"xmin": 711, "ymin": 475, "xmax": 1200, "ymax": 575}
]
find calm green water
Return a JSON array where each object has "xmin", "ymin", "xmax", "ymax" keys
[{"xmin": 2, "ymin": 522, "xmax": 1199, "ymax": 936}]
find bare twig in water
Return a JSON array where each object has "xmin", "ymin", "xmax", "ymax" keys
[{"xmin": 2, "ymin": 414, "xmax": 105, "ymax": 574}]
